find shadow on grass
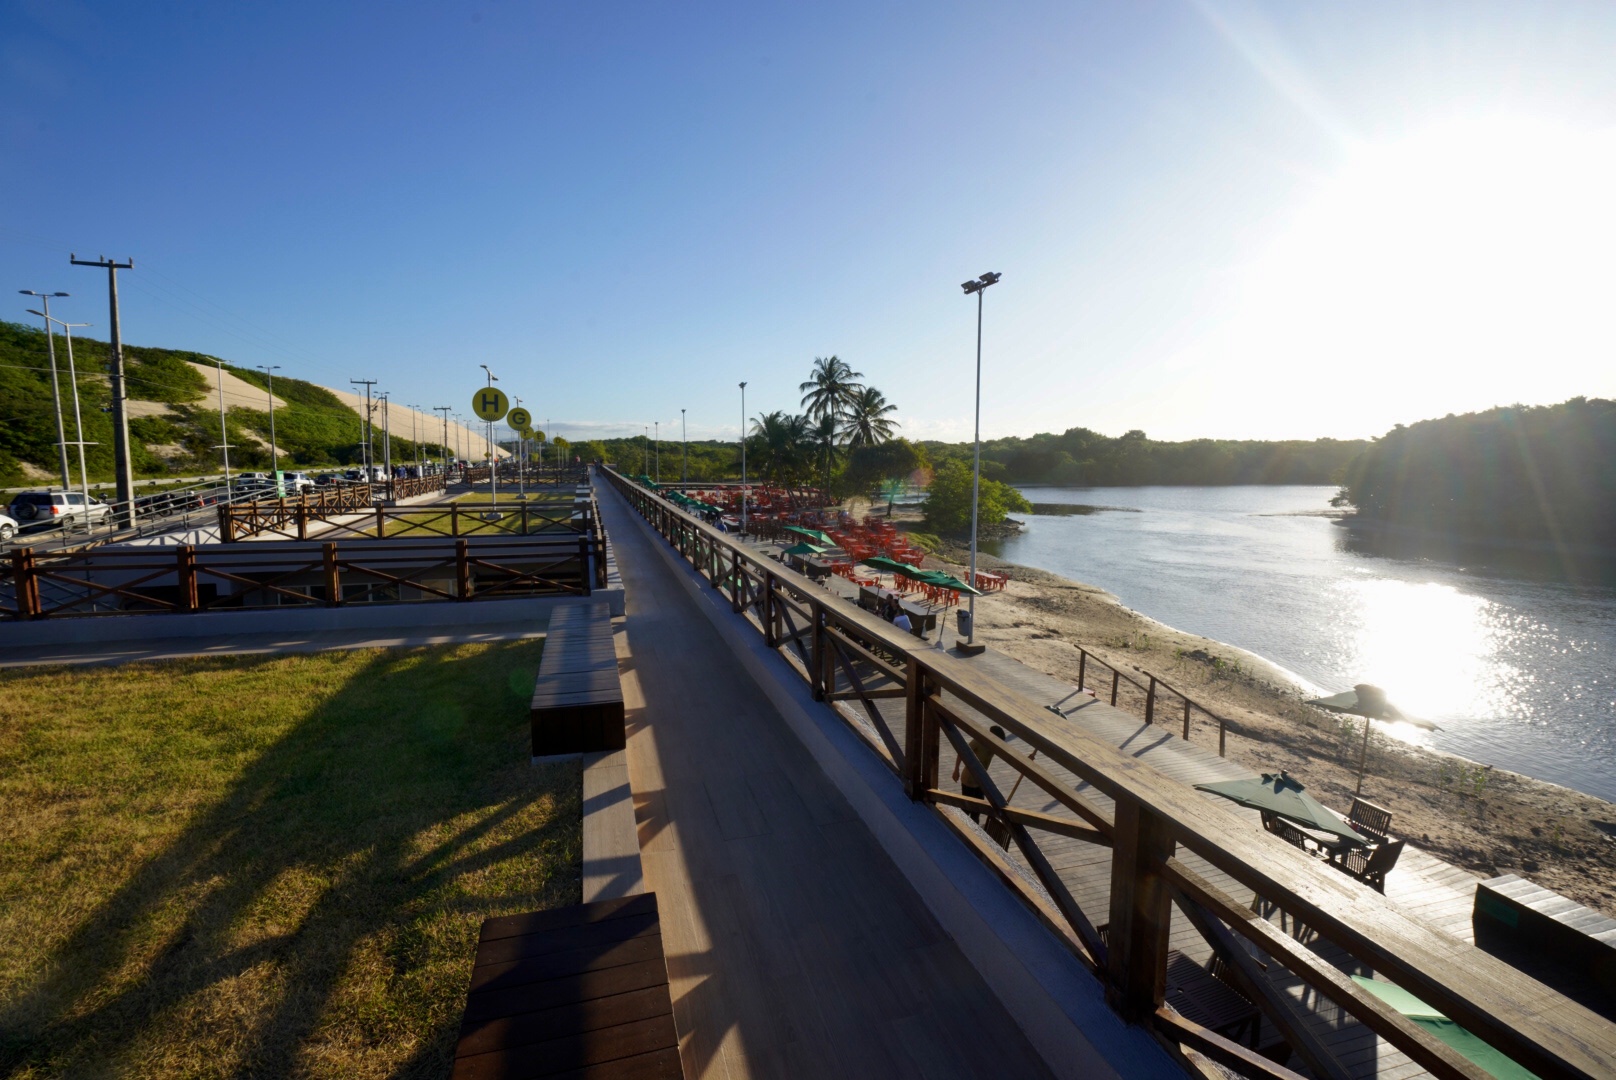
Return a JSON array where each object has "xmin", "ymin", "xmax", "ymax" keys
[{"xmin": 0, "ymin": 640, "xmax": 579, "ymax": 1079}]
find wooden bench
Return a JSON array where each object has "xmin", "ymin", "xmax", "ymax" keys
[
  {"xmin": 532, "ymin": 602, "xmax": 624, "ymax": 756},
  {"xmin": 1474, "ymin": 874, "xmax": 1616, "ymax": 1003},
  {"xmin": 452, "ymin": 893, "xmax": 683, "ymax": 1079}
]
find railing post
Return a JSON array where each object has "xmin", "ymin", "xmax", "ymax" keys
[
  {"xmin": 730, "ymin": 549, "xmax": 743, "ymax": 612},
  {"xmin": 1107, "ymin": 796, "xmax": 1174, "ymax": 1023},
  {"xmin": 451, "ymin": 503, "xmax": 460, "ymax": 537},
  {"xmin": 1111, "ymin": 667, "xmax": 1120, "ymax": 706},
  {"xmin": 297, "ymin": 503, "xmax": 308, "ymax": 541},
  {"xmin": 1145, "ymin": 676, "xmax": 1156, "ymax": 725},
  {"xmin": 578, "ymin": 535, "xmax": 590, "ymax": 594},
  {"xmin": 903, "ymin": 659, "xmax": 939, "ymax": 798},
  {"xmin": 1078, "ymin": 648, "xmax": 1087, "ymax": 692},
  {"xmin": 13, "ymin": 548, "xmax": 40, "ymax": 619},
  {"xmin": 322, "ymin": 542, "xmax": 340, "ymax": 607},
  {"xmin": 763, "ymin": 572, "xmax": 777, "ymax": 647},
  {"xmin": 455, "ymin": 538, "xmax": 471, "ymax": 599},
  {"xmin": 810, "ymin": 600, "xmax": 826, "ymax": 700},
  {"xmin": 1218, "ymin": 720, "xmax": 1227, "ymax": 758},
  {"xmin": 176, "ymin": 545, "xmax": 199, "ymax": 613},
  {"xmin": 376, "ymin": 505, "xmax": 386, "ymax": 538},
  {"xmin": 521, "ymin": 502, "xmax": 529, "ymax": 534},
  {"xmin": 217, "ymin": 502, "xmax": 233, "ymax": 542},
  {"xmin": 1182, "ymin": 697, "xmax": 1191, "ymax": 741}
]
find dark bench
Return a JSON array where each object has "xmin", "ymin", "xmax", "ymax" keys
[
  {"xmin": 1474, "ymin": 874, "xmax": 1616, "ymax": 1005},
  {"xmin": 531, "ymin": 602, "xmax": 624, "ymax": 756},
  {"xmin": 452, "ymin": 892, "xmax": 683, "ymax": 1079}
]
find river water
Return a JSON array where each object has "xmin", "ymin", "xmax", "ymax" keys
[{"xmin": 982, "ymin": 485, "xmax": 1616, "ymax": 803}]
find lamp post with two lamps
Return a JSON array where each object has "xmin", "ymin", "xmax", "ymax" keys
[
  {"xmin": 739, "ymin": 382, "xmax": 748, "ymax": 535},
  {"xmin": 958, "ymin": 271, "xmax": 1002, "ymax": 655},
  {"xmin": 25, "ymin": 303, "xmax": 97, "ymax": 529}
]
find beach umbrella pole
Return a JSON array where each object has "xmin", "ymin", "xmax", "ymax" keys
[{"xmin": 1356, "ymin": 719, "xmax": 1372, "ymax": 796}]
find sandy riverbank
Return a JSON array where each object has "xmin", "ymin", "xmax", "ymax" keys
[{"xmin": 878, "ymin": 510, "xmax": 1616, "ymax": 917}]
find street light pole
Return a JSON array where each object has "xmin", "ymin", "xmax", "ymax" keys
[
  {"xmin": 959, "ymin": 271, "xmax": 1002, "ymax": 653},
  {"xmin": 643, "ymin": 426, "xmax": 649, "ymax": 476},
  {"xmin": 681, "ymin": 408, "xmax": 687, "ymax": 485},
  {"xmin": 434, "ymin": 406, "xmax": 451, "ymax": 474},
  {"xmin": 480, "ymin": 364, "xmax": 498, "ymax": 503},
  {"xmin": 20, "ymin": 291, "xmax": 72, "ymax": 489},
  {"xmin": 27, "ymin": 308, "xmax": 97, "ymax": 529},
  {"xmin": 739, "ymin": 381, "xmax": 748, "ymax": 535},
  {"xmin": 515, "ymin": 396, "xmax": 526, "ymax": 501},
  {"xmin": 214, "ymin": 358, "xmax": 234, "ymax": 498},
  {"xmin": 655, "ymin": 420, "xmax": 660, "ymax": 483},
  {"xmin": 257, "ymin": 365, "xmax": 281, "ymax": 481}
]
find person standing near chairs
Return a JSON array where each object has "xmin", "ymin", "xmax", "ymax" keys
[{"xmin": 952, "ymin": 725, "xmax": 1007, "ymax": 822}]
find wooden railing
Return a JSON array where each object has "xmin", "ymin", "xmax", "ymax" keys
[
  {"xmin": 221, "ymin": 499, "xmax": 591, "ymax": 544},
  {"xmin": 1076, "ymin": 646, "xmax": 1235, "ymax": 757},
  {"xmin": 219, "ymin": 484, "xmax": 379, "ymax": 541},
  {"xmin": 2, "ymin": 534, "xmax": 603, "ymax": 618},
  {"xmin": 602, "ymin": 467, "xmax": 1615, "ymax": 1080},
  {"xmin": 387, "ymin": 473, "xmax": 447, "ymax": 501}
]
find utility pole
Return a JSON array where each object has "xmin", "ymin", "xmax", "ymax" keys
[
  {"xmin": 70, "ymin": 256, "xmax": 135, "ymax": 521},
  {"xmin": 257, "ymin": 365, "xmax": 281, "ymax": 481},
  {"xmin": 19, "ymin": 291, "xmax": 72, "ymax": 488},
  {"xmin": 350, "ymin": 379, "xmax": 376, "ymax": 475},
  {"xmin": 380, "ymin": 392, "xmax": 392, "ymax": 480},
  {"xmin": 214, "ymin": 358, "xmax": 234, "ymax": 497}
]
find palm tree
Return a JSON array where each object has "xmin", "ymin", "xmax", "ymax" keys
[
  {"xmin": 747, "ymin": 411, "xmax": 812, "ymax": 484},
  {"xmin": 843, "ymin": 386, "xmax": 899, "ymax": 448},
  {"xmin": 810, "ymin": 414, "xmax": 839, "ymax": 494},
  {"xmin": 799, "ymin": 356, "xmax": 864, "ymax": 423}
]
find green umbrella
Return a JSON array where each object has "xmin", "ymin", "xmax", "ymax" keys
[
  {"xmin": 913, "ymin": 570, "xmax": 984, "ymax": 596},
  {"xmin": 861, "ymin": 554, "xmax": 923, "ymax": 577},
  {"xmin": 1194, "ymin": 772, "xmax": 1368, "ymax": 845},
  {"xmin": 785, "ymin": 525, "xmax": 835, "ymax": 545},
  {"xmin": 1350, "ymin": 977, "xmax": 1540, "ymax": 1079},
  {"xmin": 781, "ymin": 541, "xmax": 828, "ymax": 557},
  {"xmin": 1307, "ymin": 684, "xmax": 1439, "ymax": 796}
]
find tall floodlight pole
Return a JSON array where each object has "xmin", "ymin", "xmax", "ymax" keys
[
  {"xmin": 480, "ymin": 364, "xmax": 498, "ymax": 503},
  {"xmin": 739, "ymin": 381, "xmax": 748, "ymax": 535},
  {"xmin": 515, "ymin": 396, "xmax": 526, "ymax": 501},
  {"xmin": 434, "ymin": 406, "xmax": 451, "ymax": 474},
  {"xmin": 257, "ymin": 365, "xmax": 281, "ymax": 479},
  {"xmin": 20, "ymin": 291, "xmax": 72, "ymax": 489},
  {"xmin": 27, "ymin": 308, "xmax": 96, "ymax": 527},
  {"xmin": 959, "ymin": 271, "xmax": 1002, "ymax": 653},
  {"xmin": 69, "ymin": 255, "xmax": 135, "ymax": 522},
  {"xmin": 350, "ymin": 379, "xmax": 376, "ymax": 474},
  {"xmin": 681, "ymin": 408, "xmax": 687, "ymax": 485},
  {"xmin": 643, "ymin": 426, "xmax": 649, "ymax": 475},
  {"xmin": 655, "ymin": 421, "xmax": 661, "ymax": 483},
  {"xmin": 214, "ymin": 358, "xmax": 234, "ymax": 497}
]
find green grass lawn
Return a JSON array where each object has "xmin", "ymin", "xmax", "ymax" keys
[{"xmin": 0, "ymin": 641, "xmax": 578, "ymax": 1079}]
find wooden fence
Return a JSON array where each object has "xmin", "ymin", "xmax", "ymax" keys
[
  {"xmin": 2, "ymin": 533, "xmax": 603, "ymax": 619},
  {"xmin": 602, "ymin": 467, "xmax": 1615, "ymax": 1080},
  {"xmin": 220, "ymin": 498, "xmax": 592, "ymax": 544},
  {"xmin": 1074, "ymin": 646, "xmax": 1235, "ymax": 757}
]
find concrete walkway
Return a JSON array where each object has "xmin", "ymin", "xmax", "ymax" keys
[{"xmin": 597, "ymin": 481, "xmax": 1062, "ymax": 1079}]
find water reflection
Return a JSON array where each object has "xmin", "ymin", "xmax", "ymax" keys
[{"xmin": 989, "ymin": 486, "xmax": 1616, "ymax": 801}]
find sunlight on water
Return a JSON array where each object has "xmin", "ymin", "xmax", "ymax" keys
[{"xmin": 989, "ymin": 485, "xmax": 1616, "ymax": 801}]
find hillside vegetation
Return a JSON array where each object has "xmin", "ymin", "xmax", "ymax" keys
[{"xmin": 0, "ymin": 322, "xmax": 445, "ymax": 486}]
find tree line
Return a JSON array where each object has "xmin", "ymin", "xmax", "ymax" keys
[{"xmin": 1338, "ymin": 397, "xmax": 1616, "ymax": 547}]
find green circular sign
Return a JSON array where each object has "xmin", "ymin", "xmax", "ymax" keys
[{"xmin": 471, "ymin": 387, "xmax": 509, "ymax": 422}]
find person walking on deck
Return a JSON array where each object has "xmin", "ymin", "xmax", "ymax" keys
[{"xmin": 952, "ymin": 724, "xmax": 1006, "ymax": 822}]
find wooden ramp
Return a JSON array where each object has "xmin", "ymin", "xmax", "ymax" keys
[{"xmin": 595, "ymin": 488, "xmax": 1059, "ymax": 1079}]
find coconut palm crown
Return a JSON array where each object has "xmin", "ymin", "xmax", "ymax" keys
[
  {"xmin": 843, "ymin": 386, "xmax": 899, "ymax": 448},
  {"xmin": 799, "ymin": 355, "xmax": 865, "ymax": 422}
]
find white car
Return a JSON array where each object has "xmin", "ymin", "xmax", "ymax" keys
[
  {"xmin": 282, "ymin": 471, "xmax": 315, "ymax": 493},
  {"xmin": 0, "ymin": 512, "xmax": 16, "ymax": 542},
  {"xmin": 6, "ymin": 490, "xmax": 112, "ymax": 531}
]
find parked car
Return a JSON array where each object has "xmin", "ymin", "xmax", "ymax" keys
[
  {"xmin": 7, "ymin": 490, "xmax": 113, "ymax": 531},
  {"xmin": 314, "ymin": 472, "xmax": 340, "ymax": 486},
  {"xmin": 282, "ymin": 471, "xmax": 314, "ymax": 493},
  {"xmin": 0, "ymin": 512, "xmax": 17, "ymax": 542}
]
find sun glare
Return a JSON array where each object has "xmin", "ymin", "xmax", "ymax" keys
[{"xmin": 1209, "ymin": 116, "xmax": 1616, "ymax": 431}]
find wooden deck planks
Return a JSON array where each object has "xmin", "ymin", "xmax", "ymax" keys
[{"xmin": 595, "ymin": 486, "xmax": 1059, "ymax": 1080}]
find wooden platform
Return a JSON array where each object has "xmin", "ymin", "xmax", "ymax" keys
[
  {"xmin": 453, "ymin": 893, "xmax": 683, "ymax": 1080},
  {"xmin": 594, "ymin": 487, "xmax": 1061, "ymax": 1080}
]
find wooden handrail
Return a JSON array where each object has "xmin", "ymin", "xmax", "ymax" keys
[{"xmin": 602, "ymin": 466, "xmax": 1616, "ymax": 1080}]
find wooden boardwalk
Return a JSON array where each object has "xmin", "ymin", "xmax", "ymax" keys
[
  {"xmin": 775, "ymin": 555, "xmax": 1487, "ymax": 1079},
  {"xmin": 597, "ymin": 491, "xmax": 1059, "ymax": 1079}
]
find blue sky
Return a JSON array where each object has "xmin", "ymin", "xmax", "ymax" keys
[{"xmin": 6, "ymin": 1, "xmax": 1616, "ymax": 444}]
